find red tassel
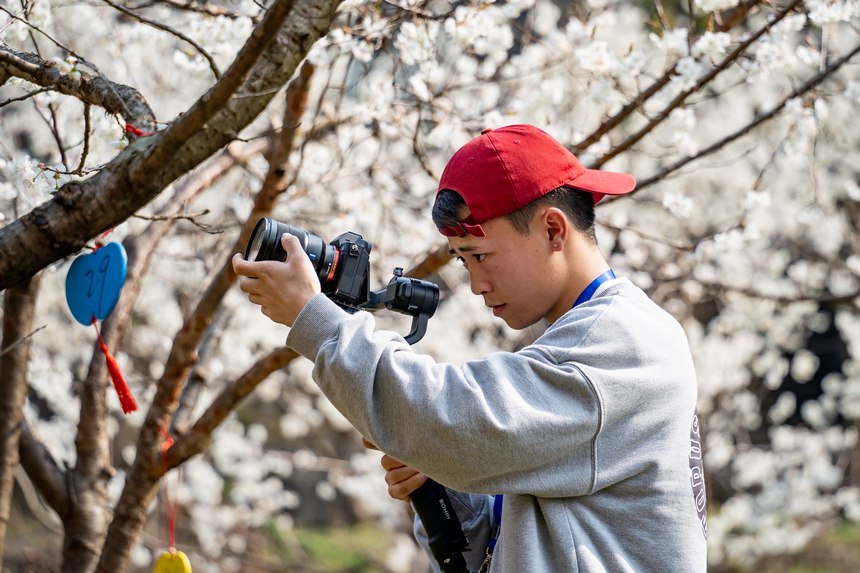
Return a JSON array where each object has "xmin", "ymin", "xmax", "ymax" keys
[{"xmin": 93, "ymin": 319, "xmax": 138, "ymax": 414}]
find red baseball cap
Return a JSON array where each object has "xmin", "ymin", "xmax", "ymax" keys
[{"xmin": 436, "ymin": 125, "xmax": 636, "ymax": 237}]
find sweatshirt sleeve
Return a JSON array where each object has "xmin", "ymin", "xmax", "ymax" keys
[{"xmin": 287, "ymin": 294, "xmax": 602, "ymax": 496}]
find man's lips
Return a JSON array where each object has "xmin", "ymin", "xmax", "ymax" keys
[{"xmin": 491, "ymin": 304, "xmax": 506, "ymax": 317}]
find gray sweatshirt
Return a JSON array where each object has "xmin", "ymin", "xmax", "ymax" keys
[{"xmin": 287, "ymin": 277, "xmax": 707, "ymax": 572}]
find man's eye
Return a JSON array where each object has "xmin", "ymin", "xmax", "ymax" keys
[{"xmin": 473, "ymin": 254, "xmax": 486, "ymax": 262}]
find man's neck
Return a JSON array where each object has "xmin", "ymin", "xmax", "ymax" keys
[
  {"xmin": 545, "ymin": 246, "xmax": 610, "ymax": 324},
  {"xmin": 569, "ymin": 253, "xmax": 612, "ymax": 306}
]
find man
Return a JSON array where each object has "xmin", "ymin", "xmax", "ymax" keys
[{"xmin": 233, "ymin": 125, "xmax": 708, "ymax": 572}]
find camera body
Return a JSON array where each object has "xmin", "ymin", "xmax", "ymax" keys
[
  {"xmin": 245, "ymin": 218, "xmax": 438, "ymax": 344},
  {"xmin": 324, "ymin": 231, "xmax": 371, "ymax": 308}
]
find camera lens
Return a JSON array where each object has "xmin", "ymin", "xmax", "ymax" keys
[
  {"xmin": 246, "ymin": 222, "xmax": 267, "ymax": 261},
  {"xmin": 245, "ymin": 218, "xmax": 339, "ymax": 285}
]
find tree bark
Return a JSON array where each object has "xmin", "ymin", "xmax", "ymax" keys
[{"xmin": 0, "ymin": 274, "xmax": 42, "ymax": 568}]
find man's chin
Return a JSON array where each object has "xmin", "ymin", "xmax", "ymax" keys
[{"xmin": 500, "ymin": 314, "xmax": 539, "ymax": 331}]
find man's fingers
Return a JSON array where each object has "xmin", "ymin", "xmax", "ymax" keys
[
  {"xmin": 380, "ymin": 454, "xmax": 406, "ymax": 471},
  {"xmin": 388, "ymin": 472, "xmax": 428, "ymax": 501},
  {"xmin": 232, "ymin": 252, "xmax": 256, "ymax": 276},
  {"xmin": 384, "ymin": 465, "xmax": 418, "ymax": 487},
  {"xmin": 238, "ymin": 276, "xmax": 260, "ymax": 294}
]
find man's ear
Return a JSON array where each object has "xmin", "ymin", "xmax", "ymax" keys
[{"xmin": 542, "ymin": 207, "xmax": 569, "ymax": 250}]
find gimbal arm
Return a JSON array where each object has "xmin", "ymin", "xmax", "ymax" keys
[{"xmin": 362, "ymin": 268, "xmax": 439, "ymax": 345}]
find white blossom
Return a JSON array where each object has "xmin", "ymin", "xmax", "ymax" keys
[
  {"xmin": 662, "ymin": 190, "xmax": 694, "ymax": 218},
  {"xmin": 692, "ymin": 31, "xmax": 732, "ymax": 61},
  {"xmin": 54, "ymin": 55, "xmax": 81, "ymax": 81},
  {"xmin": 808, "ymin": 0, "xmax": 857, "ymax": 25},
  {"xmin": 650, "ymin": 28, "xmax": 689, "ymax": 55},
  {"xmin": 394, "ymin": 20, "xmax": 440, "ymax": 66},
  {"xmin": 768, "ymin": 392, "xmax": 797, "ymax": 424},
  {"xmin": 575, "ymin": 41, "xmax": 620, "ymax": 75},
  {"xmin": 695, "ymin": 0, "xmax": 741, "ymax": 11}
]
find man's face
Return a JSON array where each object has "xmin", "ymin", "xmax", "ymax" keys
[{"xmin": 447, "ymin": 214, "xmax": 560, "ymax": 330}]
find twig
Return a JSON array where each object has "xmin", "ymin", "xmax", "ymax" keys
[
  {"xmin": 100, "ymin": 0, "xmax": 222, "ymax": 80},
  {"xmin": 150, "ymin": 0, "xmax": 251, "ymax": 19},
  {"xmin": 132, "ymin": 208, "xmax": 222, "ymax": 233},
  {"xmin": 700, "ymin": 280, "xmax": 860, "ymax": 306},
  {"xmin": 0, "ymin": 5, "xmax": 73, "ymax": 57},
  {"xmin": 0, "ymin": 325, "xmax": 46, "ymax": 358},
  {"xmin": 597, "ymin": 219, "xmax": 697, "ymax": 251},
  {"xmin": 47, "ymin": 101, "xmax": 69, "ymax": 169},
  {"xmin": 75, "ymin": 102, "xmax": 92, "ymax": 175},
  {"xmin": 0, "ymin": 87, "xmax": 50, "ymax": 108}
]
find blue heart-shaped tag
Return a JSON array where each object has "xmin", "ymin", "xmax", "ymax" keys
[{"xmin": 65, "ymin": 242, "xmax": 128, "ymax": 325}]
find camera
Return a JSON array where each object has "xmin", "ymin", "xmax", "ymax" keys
[{"xmin": 245, "ymin": 218, "xmax": 439, "ymax": 344}]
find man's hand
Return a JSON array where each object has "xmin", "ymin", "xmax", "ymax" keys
[
  {"xmin": 232, "ymin": 233, "xmax": 321, "ymax": 327},
  {"xmin": 363, "ymin": 437, "xmax": 428, "ymax": 501}
]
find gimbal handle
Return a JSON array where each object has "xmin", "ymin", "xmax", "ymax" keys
[{"xmin": 410, "ymin": 479, "xmax": 471, "ymax": 573}]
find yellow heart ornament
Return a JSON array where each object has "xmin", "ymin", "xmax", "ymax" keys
[{"xmin": 153, "ymin": 550, "xmax": 192, "ymax": 573}]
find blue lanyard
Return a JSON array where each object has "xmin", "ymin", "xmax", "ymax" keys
[
  {"xmin": 487, "ymin": 494, "xmax": 504, "ymax": 552},
  {"xmin": 486, "ymin": 270, "xmax": 617, "ymax": 562},
  {"xmin": 572, "ymin": 269, "xmax": 616, "ymax": 308}
]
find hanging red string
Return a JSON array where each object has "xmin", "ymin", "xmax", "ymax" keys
[
  {"xmin": 159, "ymin": 427, "xmax": 178, "ymax": 550},
  {"xmin": 91, "ymin": 316, "xmax": 138, "ymax": 414},
  {"xmin": 124, "ymin": 122, "xmax": 154, "ymax": 137}
]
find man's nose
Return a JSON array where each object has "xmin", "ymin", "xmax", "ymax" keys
[{"xmin": 469, "ymin": 270, "xmax": 491, "ymax": 296}]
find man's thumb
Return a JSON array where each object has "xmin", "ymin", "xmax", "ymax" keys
[{"xmin": 280, "ymin": 232, "xmax": 301, "ymax": 257}]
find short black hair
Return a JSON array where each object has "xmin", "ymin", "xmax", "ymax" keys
[{"xmin": 432, "ymin": 186, "xmax": 597, "ymax": 244}]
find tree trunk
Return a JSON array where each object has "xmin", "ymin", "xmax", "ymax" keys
[{"xmin": 0, "ymin": 274, "xmax": 42, "ymax": 567}]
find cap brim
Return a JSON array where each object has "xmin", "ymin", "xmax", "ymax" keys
[{"xmin": 567, "ymin": 169, "xmax": 636, "ymax": 203}]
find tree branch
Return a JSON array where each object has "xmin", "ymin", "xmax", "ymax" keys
[
  {"xmin": 571, "ymin": 0, "xmax": 766, "ymax": 155},
  {"xmin": 0, "ymin": 45, "xmax": 156, "ymax": 130},
  {"xmin": 137, "ymin": 0, "xmax": 296, "ymax": 172},
  {"xmin": 172, "ymin": 61, "xmax": 315, "ymax": 430},
  {"xmin": 167, "ymin": 348, "xmax": 298, "ymax": 468},
  {"xmin": 633, "ymin": 41, "xmax": 860, "ymax": 192},
  {"xmin": 592, "ymin": 0, "xmax": 802, "ymax": 169},
  {"xmin": 18, "ymin": 418, "xmax": 68, "ymax": 520}
]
